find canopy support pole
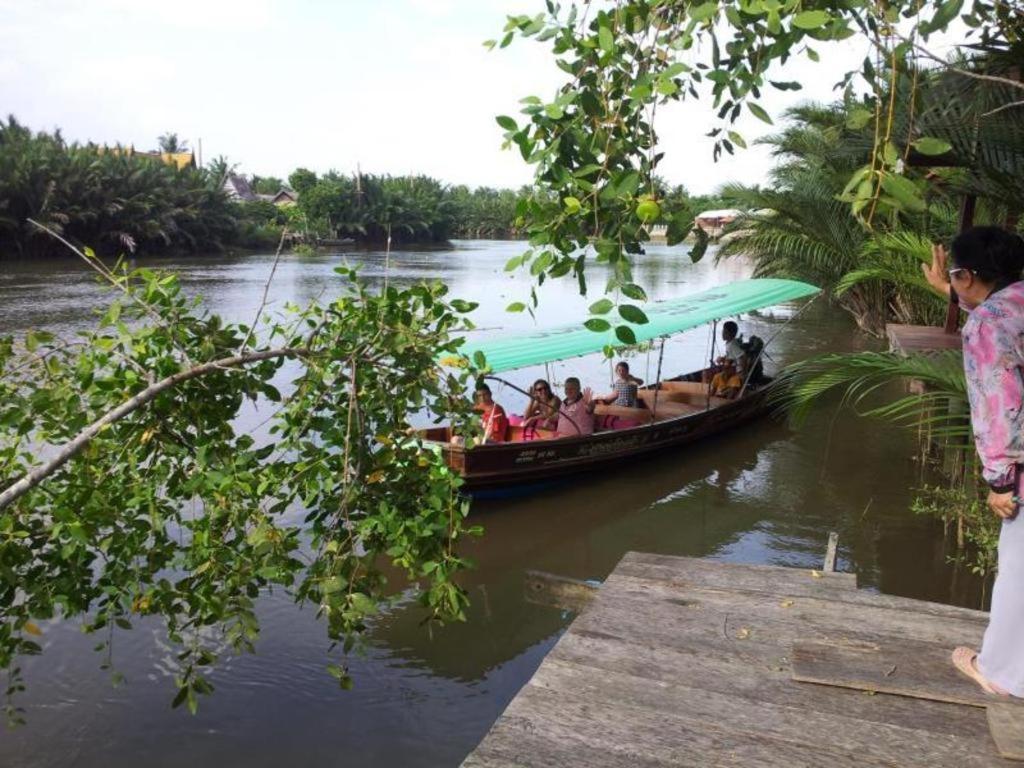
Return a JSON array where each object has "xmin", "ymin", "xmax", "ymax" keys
[
  {"xmin": 707, "ymin": 321, "xmax": 718, "ymax": 410},
  {"xmin": 650, "ymin": 338, "xmax": 666, "ymax": 423}
]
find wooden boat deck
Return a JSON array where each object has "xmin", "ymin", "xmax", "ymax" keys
[
  {"xmin": 462, "ymin": 552, "xmax": 1024, "ymax": 767},
  {"xmin": 887, "ymin": 323, "xmax": 963, "ymax": 354}
]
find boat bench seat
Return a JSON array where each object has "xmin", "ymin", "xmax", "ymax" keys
[
  {"xmin": 644, "ymin": 399, "xmax": 702, "ymax": 418},
  {"xmin": 638, "ymin": 389, "xmax": 707, "ymax": 409},
  {"xmin": 659, "ymin": 380, "xmax": 711, "ymax": 395},
  {"xmin": 593, "ymin": 403, "xmax": 654, "ymax": 424},
  {"xmin": 637, "ymin": 389, "xmax": 735, "ymax": 412}
]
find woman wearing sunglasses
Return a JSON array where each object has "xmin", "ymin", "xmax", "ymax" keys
[
  {"xmin": 522, "ymin": 379, "xmax": 562, "ymax": 434},
  {"xmin": 924, "ymin": 226, "xmax": 1024, "ymax": 697}
]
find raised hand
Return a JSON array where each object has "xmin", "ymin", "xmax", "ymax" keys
[{"xmin": 922, "ymin": 243, "xmax": 951, "ymax": 298}]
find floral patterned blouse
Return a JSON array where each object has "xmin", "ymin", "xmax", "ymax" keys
[{"xmin": 962, "ymin": 280, "xmax": 1024, "ymax": 492}]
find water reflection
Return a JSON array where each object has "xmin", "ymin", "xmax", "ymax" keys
[{"xmin": 0, "ymin": 241, "xmax": 975, "ymax": 768}]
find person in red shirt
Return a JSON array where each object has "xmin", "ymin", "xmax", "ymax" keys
[{"xmin": 474, "ymin": 383, "xmax": 509, "ymax": 443}]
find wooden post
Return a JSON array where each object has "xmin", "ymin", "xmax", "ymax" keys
[
  {"xmin": 823, "ymin": 531, "xmax": 839, "ymax": 573},
  {"xmin": 524, "ymin": 570, "xmax": 599, "ymax": 612}
]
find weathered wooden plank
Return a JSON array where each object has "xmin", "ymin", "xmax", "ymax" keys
[
  {"xmin": 547, "ymin": 628, "xmax": 992, "ymax": 740},
  {"xmin": 619, "ymin": 551, "xmax": 858, "ymax": 591},
  {"xmin": 824, "ymin": 531, "xmax": 839, "ymax": 572},
  {"xmin": 522, "ymin": 663, "xmax": 1012, "ymax": 768},
  {"xmin": 592, "ymin": 575, "xmax": 988, "ymax": 647},
  {"xmin": 791, "ymin": 640, "xmax": 999, "ymax": 707},
  {"xmin": 529, "ymin": 658, "xmax": 1012, "ymax": 767},
  {"xmin": 989, "ymin": 703, "xmax": 1024, "ymax": 762},
  {"xmin": 613, "ymin": 558, "xmax": 988, "ymax": 623},
  {"xmin": 473, "ymin": 684, "xmax": 902, "ymax": 768},
  {"xmin": 462, "ymin": 724, "xmax": 684, "ymax": 768},
  {"xmin": 523, "ymin": 570, "xmax": 599, "ymax": 612}
]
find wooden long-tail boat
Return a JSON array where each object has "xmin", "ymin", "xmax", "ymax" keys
[{"xmin": 419, "ymin": 278, "xmax": 820, "ymax": 494}]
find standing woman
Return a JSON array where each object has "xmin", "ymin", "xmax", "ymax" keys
[{"xmin": 924, "ymin": 226, "xmax": 1024, "ymax": 697}]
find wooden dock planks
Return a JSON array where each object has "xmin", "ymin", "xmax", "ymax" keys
[{"xmin": 462, "ymin": 551, "xmax": 1016, "ymax": 767}]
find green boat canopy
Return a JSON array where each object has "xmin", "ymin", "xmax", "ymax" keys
[{"xmin": 459, "ymin": 278, "xmax": 819, "ymax": 373}]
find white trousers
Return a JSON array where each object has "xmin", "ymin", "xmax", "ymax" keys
[{"xmin": 979, "ymin": 514, "xmax": 1024, "ymax": 697}]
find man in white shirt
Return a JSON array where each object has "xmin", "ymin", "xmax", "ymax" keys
[{"xmin": 721, "ymin": 321, "xmax": 747, "ymax": 375}]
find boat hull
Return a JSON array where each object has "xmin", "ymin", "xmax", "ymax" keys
[{"xmin": 429, "ymin": 386, "xmax": 773, "ymax": 494}]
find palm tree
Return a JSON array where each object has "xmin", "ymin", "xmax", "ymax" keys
[{"xmin": 157, "ymin": 132, "xmax": 189, "ymax": 154}]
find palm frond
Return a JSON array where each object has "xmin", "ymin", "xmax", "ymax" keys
[{"xmin": 773, "ymin": 350, "xmax": 969, "ymax": 440}]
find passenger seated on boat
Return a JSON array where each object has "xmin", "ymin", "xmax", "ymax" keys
[
  {"xmin": 700, "ymin": 321, "xmax": 750, "ymax": 383},
  {"xmin": 523, "ymin": 379, "xmax": 561, "ymax": 434},
  {"xmin": 722, "ymin": 321, "xmax": 747, "ymax": 372},
  {"xmin": 474, "ymin": 383, "xmax": 509, "ymax": 443},
  {"xmin": 709, "ymin": 357, "xmax": 743, "ymax": 399},
  {"xmin": 598, "ymin": 361, "xmax": 643, "ymax": 408},
  {"xmin": 556, "ymin": 377, "xmax": 596, "ymax": 437}
]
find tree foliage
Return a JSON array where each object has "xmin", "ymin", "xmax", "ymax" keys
[
  {"xmin": 716, "ymin": 100, "xmax": 958, "ymax": 333},
  {"xmin": 494, "ymin": 0, "xmax": 1019, "ymax": 338},
  {"xmin": 0, "ymin": 246, "xmax": 483, "ymax": 721},
  {"xmin": 0, "ymin": 117, "xmax": 237, "ymax": 258}
]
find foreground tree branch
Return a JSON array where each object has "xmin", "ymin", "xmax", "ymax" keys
[{"xmin": 0, "ymin": 347, "xmax": 307, "ymax": 512}]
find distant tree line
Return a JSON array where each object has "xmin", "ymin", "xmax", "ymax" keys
[
  {"xmin": 285, "ymin": 169, "xmax": 535, "ymax": 244},
  {"xmin": 0, "ymin": 116, "xmax": 723, "ymax": 258},
  {"xmin": 0, "ymin": 117, "xmax": 237, "ymax": 259}
]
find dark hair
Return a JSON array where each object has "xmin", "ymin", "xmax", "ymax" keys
[
  {"xmin": 615, "ymin": 360, "xmax": 629, "ymax": 372},
  {"xmin": 723, "ymin": 321, "xmax": 738, "ymax": 336},
  {"xmin": 475, "ymin": 382, "xmax": 491, "ymax": 395},
  {"xmin": 532, "ymin": 379, "xmax": 552, "ymax": 397},
  {"xmin": 950, "ymin": 226, "xmax": 1024, "ymax": 290},
  {"xmin": 565, "ymin": 376, "xmax": 581, "ymax": 388}
]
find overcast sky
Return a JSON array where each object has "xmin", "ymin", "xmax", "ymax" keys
[{"xmin": 2, "ymin": 0, "xmax": 877, "ymax": 193}]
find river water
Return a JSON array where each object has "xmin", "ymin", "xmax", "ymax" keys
[{"xmin": 0, "ymin": 241, "xmax": 976, "ymax": 767}]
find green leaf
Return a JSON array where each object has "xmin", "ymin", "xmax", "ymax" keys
[
  {"xmin": 495, "ymin": 115, "xmax": 518, "ymax": 131},
  {"xmin": 727, "ymin": 131, "xmax": 747, "ymax": 149},
  {"xmin": 792, "ymin": 10, "xmax": 830, "ymax": 29},
  {"xmin": 621, "ymin": 283, "xmax": 648, "ymax": 301},
  {"xmin": 598, "ymin": 25, "xmax": 615, "ymax": 53},
  {"xmin": 923, "ymin": 0, "xmax": 964, "ymax": 33},
  {"xmin": 589, "ymin": 298, "xmax": 614, "ymax": 315},
  {"xmin": 584, "ymin": 318, "xmax": 611, "ymax": 332},
  {"xmin": 563, "ymin": 196, "xmax": 582, "ymax": 214},
  {"xmin": 883, "ymin": 141, "xmax": 899, "ymax": 166},
  {"xmin": 846, "ymin": 107, "xmax": 873, "ymax": 130},
  {"xmin": 544, "ymin": 103, "xmax": 565, "ymax": 120},
  {"xmin": 806, "ymin": 47, "xmax": 820, "ymax": 62},
  {"xmin": 879, "ymin": 173, "xmax": 927, "ymax": 213},
  {"xmin": 747, "ymin": 102, "xmax": 773, "ymax": 125},
  {"xmin": 506, "ymin": 301, "xmax": 526, "ymax": 313},
  {"xmin": 450, "ymin": 299, "xmax": 478, "ymax": 313},
  {"xmin": 690, "ymin": 2, "xmax": 718, "ymax": 22},
  {"xmin": 912, "ymin": 137, "xmax": 953, "ymax": 156},
  {"xmin": 614, "ymin": 325, "xmax": 637, "ymax": 345},
  {"xmin": 618, "ymin": 304, "xmax": 649, "ymax": 324},
  {"xmin": 172, "ymin": 685, "xmax": 189, "ymax": 709}
]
